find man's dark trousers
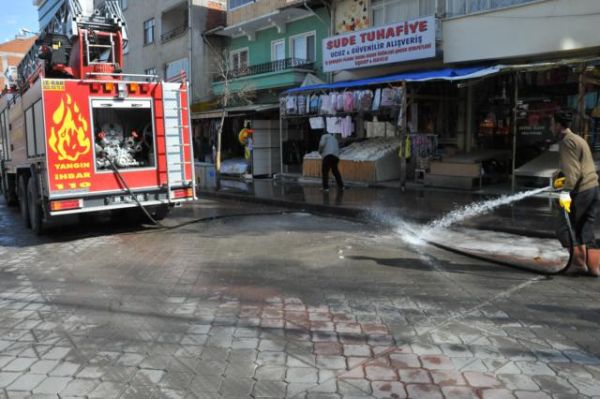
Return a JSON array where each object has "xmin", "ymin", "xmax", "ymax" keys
[{"xmin": 322, "ymin": 154, "xmax": 344, "ymax": 189}]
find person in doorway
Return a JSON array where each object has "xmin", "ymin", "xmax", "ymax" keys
[
  {"xmin": 553, "ymin": 110, "xmax": 600, "ymax": 276},
  {"xmin": 318, "ymin": 131, "xmax": 344, "ymax": 192},
  {"xmin": 238, "ymin": 121, "xmax": 254, "ymax": 175}
]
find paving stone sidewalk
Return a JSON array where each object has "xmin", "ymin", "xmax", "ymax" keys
[{"xmin": 0, "ymin": 199, "xmax": 599, "ymax": 398}]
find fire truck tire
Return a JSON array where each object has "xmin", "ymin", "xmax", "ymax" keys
[
  {"xmin": 150, "ymin": 204, "xmax": 170, "ymax": 221},
  {"xmin": 27, "ymin": 178, "xmax": 44, "ymax": 235},
  {"xmin": 18, "ymin": 176, "xmax": 31, "ymax": 228}
]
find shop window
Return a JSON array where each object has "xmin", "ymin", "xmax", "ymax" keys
[
  {"xmin": 92, "ymin": 99, "xmax": 156, "ymax": 171},
  {"xmin": 290, "ymin": 33, "xmax": 315, "ymax": 62},
  {"xmin": 165, "ymin": 58, "xmax": 189, "ymax": 81},
  {"xmin": 230, "ymin": 48, "xmax": 249, "ymax": 72},
  {"xmin": 143, "ymin": 18, "xmax": 155, "ymax": 45},
  {"xmin": 372, "ymin": 0, "xmax": 435, "ymax": 26}
]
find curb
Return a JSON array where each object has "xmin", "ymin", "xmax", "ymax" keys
[{"xmin": 198, "ymin": 190, "xmax": 556, "ymax": 239}]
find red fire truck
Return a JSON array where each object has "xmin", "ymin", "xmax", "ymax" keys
[{"xmin": 0, "ymin": 0, "xmax": 195, "ymax": 233}]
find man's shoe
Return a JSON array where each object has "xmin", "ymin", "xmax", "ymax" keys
[
  {"xmin": 586, "ymin": 248, "xmax": 600, "ymax": 277},
  {"xmin": 565, "ymin": 245, "xmax": 589, "ymax": 275},
  {"xmin": 564, "ymin": 264, "xmax": 589, "ymax": 276}
]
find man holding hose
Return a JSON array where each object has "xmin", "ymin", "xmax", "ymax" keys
[{"xmin": 553, "ymin": 111, "xmax": 600, "ymax": 276}]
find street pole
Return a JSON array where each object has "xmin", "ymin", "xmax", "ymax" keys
[
  {"xmin": 511, "ymin": 71, "xmax": 519, "ymax": 193},
  {"xmin": 400, "ymin": 81, "xmax": 408, "ymax": 190}
]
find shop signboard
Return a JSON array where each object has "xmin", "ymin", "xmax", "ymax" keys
[
  {"xmin": 322, "ymin": 16, "xmax": 436, "ymax": 73},
  {"xmin": 516, "ymin": 98, "xmax": 559, "ymax": 148}
]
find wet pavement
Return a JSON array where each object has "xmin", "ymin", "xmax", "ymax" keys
[
  {"xmin": 201, "ymin": 178, "xmax": 578, "ymax": 238},
  {"xmin": 0, "ymin": 197, "xmax": 599, "ymax": 398}
]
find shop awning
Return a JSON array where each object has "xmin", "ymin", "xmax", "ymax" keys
[
  {"xmin": 192, "ymin": 103, "xmax": 279, "ymax": 120},
  {"xmin": 283, "ymin": 65, "xmax": 502, "ymax": 94}
]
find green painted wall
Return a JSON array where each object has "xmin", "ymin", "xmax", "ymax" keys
[{"xmin": 229, "ymin": 7, "xmax": 329, "ymax": 81}]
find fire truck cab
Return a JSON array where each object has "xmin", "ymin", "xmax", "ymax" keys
[{"xmin": 0, "ymin": 0, "xmax": 195, "ymax": 234}]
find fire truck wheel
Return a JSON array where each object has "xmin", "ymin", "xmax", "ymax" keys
[
  {"xmin": 151, "ymin": 204, "xmax": 170, "ymax": 221},
  {"xmin": 18, "ymin": 176, "xmax": 31, "ymax": 228},
  {"xmin": 27, "ymin": 178, "xmax": 44, "ymax": 235}
]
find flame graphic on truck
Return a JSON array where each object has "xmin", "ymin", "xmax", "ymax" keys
[{"xmin": 48, "ymin": 94, "xmax": 91, "ymax": 161}]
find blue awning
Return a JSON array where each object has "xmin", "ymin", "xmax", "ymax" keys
[{"xmin": 283, "ymin": 65, "xmax": 502, "ymax": 94}]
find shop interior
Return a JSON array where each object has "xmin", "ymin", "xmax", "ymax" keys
[{"xmin": 279, "ymin": 63, "xmax": 600, "ymax": 192}]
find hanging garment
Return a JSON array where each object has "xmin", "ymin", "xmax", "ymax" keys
[
  {"xmin": 392, "ymin": 87, "xmax": 404, "ymax": 106},
  {"xmin": 280, "ymin": 96, "xmax": 287, "ymax": 115},
  {"xmin": 297, "ymin": 95, "xmax": 306, "ymax": 115},
  {"xmin": 380, "ymin": 88, "xmax": 395, "ymax": 107},
  {"xmin": 286, "ymin": 95, "xmax": 298, "ymax": 114},
  {"xmin": 360, "ymin": 90, "xmax": 373, "ymax": 111},
  {"xmin": 310, "ymin": 94, "xmax": 320, "ymax": 114},
  {"xmin": 372, "ymin": 88, "xmax": 381, "ymax": 111},
  {"xmin": 341, "ymin": 116, "xmax": 354, "ymax": 138},
  {"xmin": 343, "ymin": 91, "xmax": 355, "ymax": 113},
  {"xmin": 320, "ymin": 94, "xmax": 331, "ymax": 114},
  {"xmin": 326, "ymin": 117, "xmax": 343, "ymax": 134},
  {"xmin": 333, "ymin": 92, "xmax": 340, "ymax": 114},
  {"xmin": 305, "ymin": 95, "xmax": 311, "ymax": 114},
  {"xmin": 310, "ymin": 94, "xmax": 321, "ymax": 114},
  {"xmin": 309, "ymin": 117, "xmax": 325, "ymax": 130},
  {"xmin": 398, "ymin": 135, "xmax": 412, "ymax": 159}
]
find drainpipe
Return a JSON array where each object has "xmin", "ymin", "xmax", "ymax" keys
[
  {"xmin": 511, "ymin": 72, "xmax": 519, "ymax": 193},
  {"xmin": 188, "ymin": 0, "xmax": 193, "ymax": 99}
]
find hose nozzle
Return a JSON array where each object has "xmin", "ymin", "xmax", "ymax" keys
[{"xmin": 553, "ymin": 177, "xmax": 566, "ymax": 190}]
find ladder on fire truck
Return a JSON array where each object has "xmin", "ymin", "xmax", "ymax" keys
[
  {"xmin": 18, "ymin": 0, "xmax": 127, "ymax": 87},
  {"xmin": 162, "ymin": 82, "xmax": 193, "ymax": 199}
]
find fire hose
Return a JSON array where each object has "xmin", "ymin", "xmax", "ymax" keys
[
  {"xmin": 107, "ymin": 158, "xmax": 163, "ymax": 227},
  {"xmin": 102, "ymin": 165, "xmax": 578, "ymax": 276}
]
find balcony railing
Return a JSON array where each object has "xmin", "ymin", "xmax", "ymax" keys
[
  {"xmin": 161, "ymin": 25, "xmax": 187, "ymax": 43},
  {"xmin": 215, "ymin": 58, "xmax": 314, "ymax": 81}
]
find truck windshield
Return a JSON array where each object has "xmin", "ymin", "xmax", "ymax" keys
[{"xmin": 91, "ymin": 99, "xmax": 156, "ymax": 170}]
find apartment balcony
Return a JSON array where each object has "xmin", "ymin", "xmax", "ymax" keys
[
  {"xmin": 161, "ymin": 2, "xmax": 188, "ymax": 44},
  {"xmin": 212, "ymin": 58, "xmax": 314, "ymax": 96},
  {"xmin": 213, "ymin": 7, "xmax": 313, "ymax": 40},
  {"xmin": 161, "ymin": 25, "xmax": 187, "ymax": 43}
]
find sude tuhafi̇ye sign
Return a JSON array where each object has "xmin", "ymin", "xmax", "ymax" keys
[{"xmin": 322, "ymin": 16, "xmax": 436, "ymax": 72}]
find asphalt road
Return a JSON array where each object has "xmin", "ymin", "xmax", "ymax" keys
[{"xmin": 0, "ymin": 198, "xmax": 598, "ymax": 398}]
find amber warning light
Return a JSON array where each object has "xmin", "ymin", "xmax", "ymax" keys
[
  {"xmin": 50, "ymin": 199, "xmax": 82, "ymax": 211},
  {"xmin": 172, "ymin": 188, "xmax": 194, "ymax": 199}
]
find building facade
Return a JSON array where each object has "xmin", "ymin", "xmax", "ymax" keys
[
  {"xmin": 200, "ymin": 0, "xmax": 330, "ymax": 176},
  {"xmin": 113, "ymin": 0, "xmax": 225, "ymax": 106},
  {"xmin": 0, "ymin": 37, "xmax": 38, "ymax": 91}
]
